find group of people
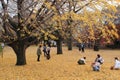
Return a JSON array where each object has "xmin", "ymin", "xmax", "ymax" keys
[
  {"xmin": 78, "ymin": 54, "xmax": 120, "ymax": 71},
  {"xmin": 36, "ymin": 44, "xmax": 51, "ymax": 62}
]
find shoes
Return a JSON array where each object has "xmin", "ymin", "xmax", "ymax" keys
[{"xmin": 37, "ymin": 60, "xmax": 40, "ymax": 62}]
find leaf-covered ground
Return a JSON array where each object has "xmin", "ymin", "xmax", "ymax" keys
[{"xmin": 0, "ymin": 46, "xmax": 120, "ymax": 80}]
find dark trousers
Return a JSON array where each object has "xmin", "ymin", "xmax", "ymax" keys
[
  {"xmin": 37, "ymin": 55, "xmax": 40, "ymax": 61},
  {"xmin": 44, "ymin": 51, "xmax": 47, "ymax": 57},
  {"xmin": 46, "ymin": 51, "xmax": 50, "ymax": 60},
  {"xmin": 81, "ymin": 47, "xmax": 84, "ymax": 52},
  {"xmin": 79, "ymin": 47, "xmax": 81, "ymax": 51}
]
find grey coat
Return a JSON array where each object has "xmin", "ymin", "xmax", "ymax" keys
[{"xmin": 37, "ymin": 47, "xmax": 42, "ymax": 55}]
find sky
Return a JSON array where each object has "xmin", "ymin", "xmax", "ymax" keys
[{"xmin": 0, "ymin": 0, "xmax": 120, "ymax": 17}]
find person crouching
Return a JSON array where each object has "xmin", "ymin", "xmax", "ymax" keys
[
  {"xmin": 92, "ymin": 60, "xmax": 101, "ymax": 71},
  {"xmin": 110, "ymin": 57, "xmax": 120, "ymax": 70},
  {"xmin": 77, "ymin": 57, "xmax": 86, "ymax": 65}
]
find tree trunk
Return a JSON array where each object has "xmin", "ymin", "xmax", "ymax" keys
[
  {"xmin": 10, "ymin": 41, "xmax": 27, "ymax": 65},
  {"xmin": 56, "ymin": 39, "xmax": 63, "ymax": 54},
  {"xmin": 15, "ymin": 47, "xmax": 26, "ymax": 65},
  {"xmin": 93, "ymin": 39, "xmax": 100, "ymax": 51},
  {"xmin": 67, "ymin": 37, "xmax": 72, "ymax": 50}
]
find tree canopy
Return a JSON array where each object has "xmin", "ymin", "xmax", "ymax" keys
[{"xmin": 0, "ymin": 0, "xmax": 119, "ymax": 44}]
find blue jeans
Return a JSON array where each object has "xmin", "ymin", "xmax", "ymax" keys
[{"xmin": 93, "ymin": 66, "xmax": 100, "ymax": 71}]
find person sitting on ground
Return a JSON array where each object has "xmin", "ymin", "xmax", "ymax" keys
[
  {"xmin": 77, "ymin": 57, "xmax": 86, "ymax": 65},
  {"xmin": 95, "ymin": 54, "xmax": 104, "ymax": 64},
  {"xmin": 92, "ymin": 60, "xmax": 101, "ymax": 71},
  {"xmin": 110, "ymin": 57, "xmax": 120, "ymax": 70}
]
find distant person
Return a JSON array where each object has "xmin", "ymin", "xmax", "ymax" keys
[
  {"xmin": 81, "ymin": 43, "xmax": 85, "ymax": 52},
  {"xmin": 37, "ymin": 45, "xmax": 42, "ymax": 61},
  {"xmin": 0, "ymin": 43, "xmax": 4, "ymax": 58},
  {"xmin": 46, "ymin": 45, "xmax": 51, "ymax": 60},
  {"xmin": 77, "ymin": 57, "xmax": 86, "ymax": 65},
  {"xmin": 43, "ymin": 44, "xmax": 47, "ymax": 57},
  {"xmin": 1, "ymin": 43, "xmax": 4, "ymax": 49},
  {"xmin": 111, "ymin": 57, "xmax": 120, "ymax": 70},
  {"xmin": 77, "ymin": 43, "xmax": 81, "ymax": 51},
  {"xmin": 95, "ymin": 54, "xmax": 104, "ymax": 64}
]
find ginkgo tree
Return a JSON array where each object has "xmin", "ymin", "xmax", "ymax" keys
[
  {"xmin": 106, "ymin": 5, "xmax": 120, "ymax": 48},
  {"xmin": 0, "ymin": 0, "xmax": 72, "ymax": 65},
  {"xmin": 48, "ymin": 0, "xmax": 120, "ymax": 51},
  {"xmin": 0, "ymin": 0, "xmax": 58, "ymax": 65}
]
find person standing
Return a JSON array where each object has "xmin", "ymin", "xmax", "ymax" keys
[
  {"xmin": 46, "ymin": 45, "xmax": 51, "ymax": 60},
  {"xmin": 43, "ymin": 44, "xmax": 47, "ymax": 57},
  {"xmin": 1, "ymin": 43, "xmax": 4, "ymax": 49},
  {"xmin": 78, "ymin": 43, "xmax": 81, "ymax": 51},
  {"xmin": 37, "ymin": 45, "xmax": 42, "ymax": 61},
  {"xmin": 0, "ymin": 43, "xmax": 4, "ymax": 58},
  {"xmin": 81, "ymin": 43, "xmax": 85, "ymax": 52}
]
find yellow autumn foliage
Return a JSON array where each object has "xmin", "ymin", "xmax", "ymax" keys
[
  {"xmin": 48, "ymin": 34, "xmax": 58, "ymax": 40},
  {"xmin": 30, "ymin": 0, "xmax": 120, "ymax": 43},
  {"xmin": 45, "ymin": 2, "xmax": 52, "ymax": 9}
]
